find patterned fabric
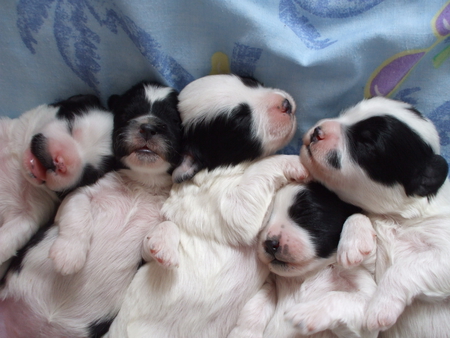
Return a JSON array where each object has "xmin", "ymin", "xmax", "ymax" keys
[{"xmin": 1, "ymin": 0, "xmax": 449, "ymax": 164}]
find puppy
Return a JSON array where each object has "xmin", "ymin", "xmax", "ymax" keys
[
  {"xmin": 106, "ymin": 74, "xmax": 308, "ymax": 338},
  {"xmin": 300, "ymin": 96, "xmax": 450, "ymax": 338},
  {"xmin": 0, "ymin": 94, "xmax": 116, "ymax": 269},
  {"xmin": 229, "ymin": 182, "xmax": 377, "ymax": 338},
  {"xmin": 0, "ymin": 81, "xmax": 182, "ymax": 338}
]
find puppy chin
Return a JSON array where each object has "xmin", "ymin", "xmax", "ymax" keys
[{"xmin": 123, "ymin": 151, "xmax": 168, "ymax": 172}]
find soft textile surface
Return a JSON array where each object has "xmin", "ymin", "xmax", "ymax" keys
[{"xmin": 1, "ymin": 0, "xmax": 449, "ymax": 163}]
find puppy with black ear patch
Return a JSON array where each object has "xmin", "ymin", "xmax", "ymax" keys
[
  {"xmin": 106, "ymin": 74, "xmax": 308, "ymax": 338},
  {"xmin": 300, "ymin": 96, "xmax": 450, "ymax": 338},
  {"xmin": 0, "ymin": 82, "xmax": 182, "ymax": 338},
  {"xmin": 0, "ymin": 95, "xmax": 116, "ymax": 271},
  {"xmin": 229, "ymin": 182, "xmax": 377, "ymax": 338}
]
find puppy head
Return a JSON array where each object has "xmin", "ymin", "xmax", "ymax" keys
[
  {"xmin": 258, "ymin": 182, "xmax": 360, "ymax": 277},
  {"xmin": 300, "ymin": 97, "xmax": 449, "ymax": 213},
  {"xmin": 108, "ymin": 81, "xmax": 182, "ymax": 177},
  {"xmin": 22, "ymin": 94, "xmax": 116, "ymax": 196},
  {"xmin": 172, "ymin": 74, "xmax": 297, "ymax": 183}
]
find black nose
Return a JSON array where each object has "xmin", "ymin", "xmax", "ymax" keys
[
  {"xmin": 282, "ymin": 99, "xmax": 292, "ymax": 115},
  {"xmin": 310, "ymin": 126, "xmax": 323, "ymax": 143},
  {"xmin": 139, "ymin": 123, "xmax": 158, "ymax": 140},
  {"xmin": 264, "ymin": 239, "xmax": 280, "ymax": 257}
]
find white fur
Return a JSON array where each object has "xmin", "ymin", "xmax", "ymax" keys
[
  {"xmin": 0, "ymin": 85, "xmax": 180, "ymax": 337},
  {"xmin": 0, "ymin": 105, "xmax": 113, "ymax": 267},
  {"xmin": 300, "ymin": 96, "xmax": 450, "ymax": 337},
  {"xmin": 106, "ymin": 74, "xmax": 305, "ymax": 337},
  {"xmin": 229, "ymin": 185, "xmax": 377, "ymax": 338},
  {"xmin": 107, "ymin": 155, "xmax": 308, "ymax": 338}
]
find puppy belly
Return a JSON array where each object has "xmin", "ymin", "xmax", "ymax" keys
[{"xmin": 0, "ymin": 297, "xmax": 72, "ymax": 338}]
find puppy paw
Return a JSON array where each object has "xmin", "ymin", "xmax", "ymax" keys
[
  {"xmin": 143, "ymin": 221, "xmax": 180, "ymax": 269},
  {"xmin": 49, "ymin": 238, "xmax": 87, "ymax": 275},
  {"xmin": 280, "ymin": 155, "xmax": 309, "ymax": 183},
  {"xmin": 285, "ymin": 302, "xmax": 334, "ymax": 335},
  {"xmin": 337, "ymin": 214, "xmax": 376, "ymax": 268},
  {"xmin": 364, "ymin": 295, "xmax": 404, "ymax": 331}
]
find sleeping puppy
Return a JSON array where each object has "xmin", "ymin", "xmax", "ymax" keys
[
  {"xmin": 229, "ymin": 182, "xmax": 377, "ymax": 338},
  {"xmin": 300, "ymin": 96, "xmax": 450, "ymax": 338},
  {"xmin": 0, "ymin": 95, "xmax": 116, "ymax": 269},
  {"xmin": 0, "ymin": 81, "xmax": 182, "ymax": 338},
  {"xmin": 106, "ymin": 74, "xmax": 308, "ymax": 338}
]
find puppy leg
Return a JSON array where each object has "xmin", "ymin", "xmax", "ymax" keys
[
  {"xmin": 0, "ymin": 216, "xmax": 39, "ymax": 264},
  {"xmin": 49, "ymin": 193, "xmax": 94, "ymax": 275},
  {"xmin": 365, "ymin": 251, "xmax": 450, "ymax": 331},
  {"xmin": 143, "ymin": 221, "xmax": 180, "ymax": 269},
  {"xmin": 337, "ymin": 214, "xmax": 376, "ymax": 269},
  {"xmin": 221, "ymin": 155, "xmax": 309, "ymax": 244},
  {"xmin": 286, "ymin": 266, "xmax": 377, "ymax": 338},
  {"xmin": 228, "ymin": 275, "xmax": 277, "ymax": 338}
]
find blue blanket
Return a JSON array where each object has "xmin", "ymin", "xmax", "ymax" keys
[{"xmin": 1, "ymin": 0, "xmax": 449, "ymax": 163}]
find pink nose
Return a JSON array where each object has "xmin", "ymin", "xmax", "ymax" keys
[
  {"xmin": 310, "ymin": 126, "xmax": 325, "ymax": 143},
  {"xmin": 280, "ymin": 99, "xmax": 292, "ymax": 115}
]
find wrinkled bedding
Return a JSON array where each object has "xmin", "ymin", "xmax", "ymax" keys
[{"xmin": 1, "ymin": 0, "xmax": 449, "ymax": 162}]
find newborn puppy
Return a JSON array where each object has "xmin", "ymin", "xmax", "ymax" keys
[
  {"xmin": 0, "ymin": 95, "xmax": 115, "ymax": 268},
  {"xmin": 229, "ymin": 182, "xmax": 377, "ymax": 338},
  {"xmin": 300, "ymin": 96, "xmax": 450, "ymax": 338},
  {"xmin": 106, "ymin": 74, "xmax": 307, "ymax": 338},
  {"xmin": 0, "ymin": 81, "xmax": 182, "ymax": 338}
]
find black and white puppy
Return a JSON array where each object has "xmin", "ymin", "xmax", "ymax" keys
[
  {"xmin": 229, "ymin": 182, "xmax": 377, "ymax": 338},
  {"xmin": 106, "ymin": 74, "xmax": 308, "ymax": 338},
  {"xmin": 0, "ymin": 82, "xmax": 182, "ymax": 338},
  {"xmin": 0, "ymin": 95, "xmax": 115, "ymax": 269},
  {"xmin": 300, "ymin": 96, "xmax": 450, "ymax": 338}
]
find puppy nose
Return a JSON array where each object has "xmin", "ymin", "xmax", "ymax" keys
[
  {"xmin": 280, "ymin": 99, "xmax": 292, "ymax": 115},
  {"xmin": 139, "ymin": 123, "xmax": 158, "ymax": 140},
  {"xmin": 310, "ymin": 126, "xmax": 324, "ymax": 143},
  {"xmin": 264, "ymin": 239, "xmax": 280, "ymax": 257}
]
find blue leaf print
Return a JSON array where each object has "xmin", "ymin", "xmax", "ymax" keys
[
  {"xmin": 78, "ymin": 0, "xmax": 194, "ymax": 90},
  {"xmin": 292, "ymin": 0, "xmax": 384, "ymax": 19},
  {"xmin": 54, "ymin": 0, "xmax": 101, "ymax": 92},
  {"xmin": 16, "ymin": 0, "xmax": 194, "ymax": 93},
  {"xmin": 17, "ymin": 0, "xmax": 56, "ymax": 54},
  {"xmin": 230, "ymin": 43, "xmax": 263, "ymax": 78},
  {"xmin": 279, "ymin": 0, "xmax": 336, "ymax": 50},
  {"xmin": 429, "ymin": 100, "xmax": 450, "ymax": 147}
]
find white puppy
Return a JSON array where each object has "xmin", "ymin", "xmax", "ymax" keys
[
  {"xmin": 0, "ymin": 82, "xmax": 182, "ymax": 338},
  {"xmin": 229, "ymin": 182, "xmax": 377, "ymax": 338},
  {"xmin": 106, "ymin": 74, "xmax": 308, "ymax": 338},
  {"xmin": 0, "ymin": 95, "xmax": 116, "ymax": 269},
  {"xmin": 300, "ymin": 96, "xmax": 450, "ymax": 338}
]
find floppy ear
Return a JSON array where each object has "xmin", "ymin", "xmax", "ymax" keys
[
  {"xmin": 408, "ymin": 154, "xmax": 449, "ymax": 197},
  {"xmin": 107, "ymin": 94, "xmax": 121, "ymax": 111},
  {"xmin": 172, "ymin": 154, "xmax": 201, "ymax": 184}
]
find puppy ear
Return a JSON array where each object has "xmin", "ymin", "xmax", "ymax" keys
[
  {"xmin": 172, "ymin": 154, "xmax": 201, "ymax": 184},
  {"xmin": 107, "ymin": 95, "xmax": 121, "ymax": 110},
  {"xmin": 409, "ymin": 154, "xmax": 448, "ymax": 197}
]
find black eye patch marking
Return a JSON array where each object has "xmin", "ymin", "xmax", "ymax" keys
[{"xmin": 326, "ymin": 149, "xmax": 341, "ymax": 169}]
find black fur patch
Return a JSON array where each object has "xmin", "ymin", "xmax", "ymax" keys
[
  {"xmin": 347, "ymin": 115, "xmax": 448, "ymax": 197},
  {"xmin": 52, "ymin": 94, "xmax": 106, "ymax": 132},
  {"xmin": 109, "ymin": 81, "xmax": 182, "ymax": 171},
  {"xmin": 288, "ymin": 182, "xmax": 361, "ymax": 258},
  {"xmin": 183, "ymin": 103, "xmax": 263, "ymax": 172},
  {"xmin": 88, "ymin": 316, "xmax": 116, "ymax": 338},
  {"xmin": 238, "ymin": 76, "xmax": 262, "ymax": 88},
  {"xmin": 1, "ymin": 219, "xmax": 55, "ymax": 287},
  {"xmin": 326, "ymin": 149, "xmax": 341, "ymax": 169}
]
